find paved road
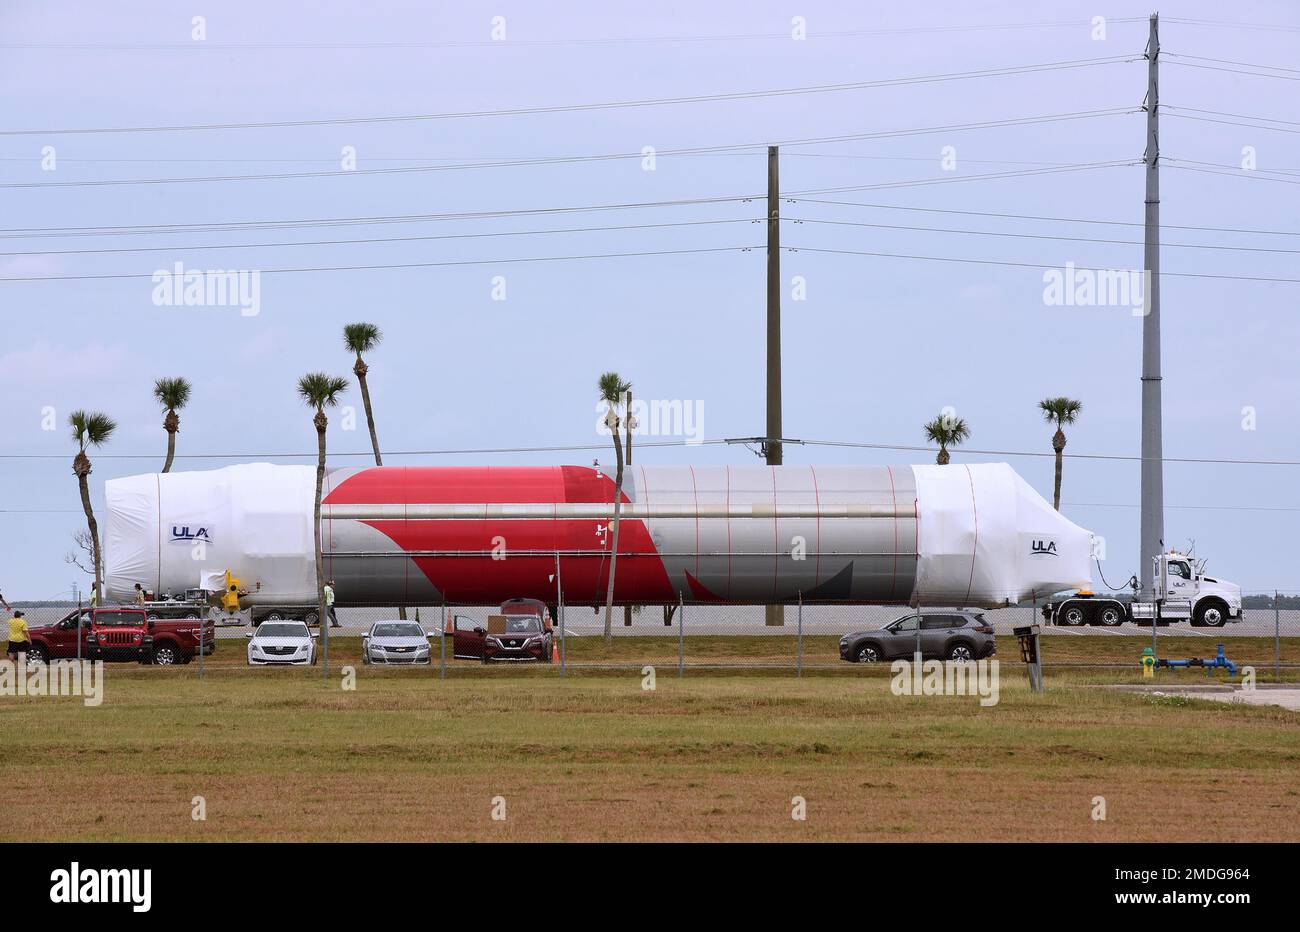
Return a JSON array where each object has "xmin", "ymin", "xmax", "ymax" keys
[{"xmin": 1117, "ymin": 684, "xmax": 1300, "ymax": 712}]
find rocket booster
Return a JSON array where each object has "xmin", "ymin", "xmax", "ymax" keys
[{"xmin": 104, "ymin": 462, "xmax": 1094, "ymax": 608}]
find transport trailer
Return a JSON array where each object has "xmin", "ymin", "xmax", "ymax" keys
[
  {"xmin": 1042, "ymin": 550, "xmax": 1242, "ymax": 628},
  {"xmin": 103, "ymin": 461, "xmax": 1096, "ymax": 612}
]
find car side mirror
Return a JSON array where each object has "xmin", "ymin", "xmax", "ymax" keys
[
  {"xmin": 310, "ymin": 631, "xmax": 320, "ymax": 639},
  {"xmin": 473, "ymin": 627, "xmax": 485, "ymax": 636},
  {"xmin": 147, "ymin": 620, "xmax": 156, "ymax": 630},
  {"xmin": 244, "ymin": 632, "xmax": 254, "ymax": 639},
  {"xmin": 361, "ymin": 633, "xmax": 370, "ymax": 640}
]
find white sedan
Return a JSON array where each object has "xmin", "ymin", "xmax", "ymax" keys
[
  {"xmin": 247, "ymin": 620, "xmax": 318, "ymax": 665},
  {"xmin": 362, "ymin": 620, "xmax": 433, "ymax": 665}
]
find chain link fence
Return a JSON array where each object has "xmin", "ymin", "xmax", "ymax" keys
[{"xmin": 9, "ymin": 592, "xmax": 1300, "ymax": 678}]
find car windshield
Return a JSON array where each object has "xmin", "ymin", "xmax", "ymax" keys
[
  {"xmin": 257, "ymin": 623, "xmax": 307, "ymax": 638},
  {"xmin": 505, "ymin": 616, "xmax": 542, "ymax": 633},
  {"xmin": 373, "ymin": 623, "xmax": 424, "ymax": 638}
]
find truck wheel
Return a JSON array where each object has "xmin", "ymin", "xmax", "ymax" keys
[
  {"xmin": 152, "ymin": 644, "xmax": 181, "ymax": 665},
  {"xmin": 25, "ymin": 644, "xmax": 48, "ymax": 665},
  {"xmin": 1194, "ymin": 601, "xmax": 1228, "ymax": 627},
  {"xmin": 1061, "ymin": 604, "xmax": 1088, "ymax": 626},
  {"xmin": 303, "ymin": 611, "xmax": 319, "ymax": 627},
  {"xmin": 1098, "ymin": 606, "xmax": 1124, "ymax": 627}
]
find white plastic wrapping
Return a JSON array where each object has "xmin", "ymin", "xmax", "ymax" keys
[{"xmin": 911, "ymin": 463, "xmax": 1092, "ymax": 606}]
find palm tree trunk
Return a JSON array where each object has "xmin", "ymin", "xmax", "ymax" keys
[
  {"xmin": 162, "ymin": 429, "xmax": 177, "ymax": 473},
  {"xmin": 602, "ymin": 426, "xmax": 624, "ymax": 647},
  {"xmin": 78, "ymin": 473, "xmax": 103, "ymax": 602},
  {"xmin": 356, "ymin": 366, "xmax": 382, "ymax": 467},
  {"xmin": 314, "ymin": 416, "xmax": 329, "ymax": 676},
  {"xmin": 1052, "ymin": 429, "xmax": 1066, "ymax": 511},
  {"xmin": 937, "ymin": 446, "xmax": 950, "ymax": 466}
]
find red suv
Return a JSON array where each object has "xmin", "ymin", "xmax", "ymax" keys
[
  {"xmin": 26, "ymin": 606, "xmax": 215, "ymax": 666},
  {"xmin": 448, "ymin": 598, "xmax": 554, "ymax": 663}
]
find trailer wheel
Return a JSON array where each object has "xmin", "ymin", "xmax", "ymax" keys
[
  {"xmin": 1098, "ymin": 606, "xmax": 1124, "ymax": 627},
  {"xmin": 264, "ymin": 611, "xmax": 285, "ymax": 622},
  {"xmin": 1061, "ymin": 604, "xmax": 1088, "ymax": 626}
]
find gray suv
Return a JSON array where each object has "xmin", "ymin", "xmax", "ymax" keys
[{"xmin": 840, "ymin": 611, "xmax": 996, "ymax": 663}]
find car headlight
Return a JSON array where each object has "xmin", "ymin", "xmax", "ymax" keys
[{"xmin": 524, "ymin": 636, "xmax": 542, "ymax": 646}]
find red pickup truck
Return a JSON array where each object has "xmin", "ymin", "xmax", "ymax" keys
[{"xmin": 25, "ymin": 606, "xmax": 216, "ymax": 666}]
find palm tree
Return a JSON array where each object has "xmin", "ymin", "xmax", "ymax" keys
[
  {"xmin": 922, "ymin": 413, "xmax": 970, "ymax": 465},
  {"xmin": 598, "ymin": 371, "xmax": 631, "ymax": 647},
  {"xmin": 343, "ymin": 323, "xmax": 384, "ymax": 466},
  {"xmin": 69, "ymin": 410, "xmax": 117, "ymax": 602},
  {"xmin": 298, "ymin": 372, "xmax": 349, "ymax": 676},
  {"xmin": 1039, "ymin": 396, "xmax": 1083, "ymax": 510},
  {"xmin": 153, "ymin": 376, "xmax": 192, "ymax": 473}
]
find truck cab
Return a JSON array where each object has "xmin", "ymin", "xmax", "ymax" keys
[{"xmin": 1132, "ymin": 551, "xmax": 1243, "ymax": 626}]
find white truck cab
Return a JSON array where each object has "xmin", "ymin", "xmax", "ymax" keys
[{"xmin": 1129, "ymin": 550, "xmax": 1243, "ymax": 626}]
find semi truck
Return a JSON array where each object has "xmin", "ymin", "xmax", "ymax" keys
[{"xmin": 1042, "ymin": 550, "xmax": 1242, "ymax": 627}]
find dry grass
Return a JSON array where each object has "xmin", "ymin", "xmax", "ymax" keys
[{"xmin": 2, "ymin": 668, "xmax": 1298, "ymax": 842}]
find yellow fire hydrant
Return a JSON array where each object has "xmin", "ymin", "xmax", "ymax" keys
[{"xmin": 1141, "ymin": 647, "xmax": 1156, "ymax": 678}]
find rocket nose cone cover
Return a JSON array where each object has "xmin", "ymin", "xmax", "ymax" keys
[
  {"xmin": 105, "ymin": 473, "xmax": 161, "ymax": 599},
  {"xmin": 912, "ymin": 463, "xmax": 1093, "ymax": 607}
]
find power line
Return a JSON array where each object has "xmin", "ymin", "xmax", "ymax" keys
[
  {"xmin": 0, "ymin": 56, "xmax": 1137, "ymax": 136},
  {"xmin": 789, "ymin": 197, "xmax": 1300, "ymax": 237},
  {"xmin": 0, "ymin": 110, "xmax": 1137, "ymax": 189},
  {"xmin": 0, "ymin": 19, "xmax": 1150, "ymax": 50},
  {"xmin": 0, "ymin": 218, "xmax": 758, "ymax": 258},
  {"xmin": 1164, "ymin": 53, "xmax": 1300, "ymax": 76},
  {"xmin": 1163, "ymin": 16, "xmax": 1300, "ymax": 33},
  {"xmin": 1164, "ymin": 113, "xmax": 1300, "ymax": 135},
  {"xmin": 1164, "ymin": 60, "xmax": 1300, "ymax": 81},
  {"xmin": 1164, "ymin": 105, "xmax": 1300, "ymax": 127},
  {"xmin": 0, "ymin": 244, "xmax": 761, "ymax": 283},
  {"xmin": 1167, "ymin": 164, "xmax": 1300, "ymax": 186},
  {"xmin": 785, "ymin": 160, "xmax": 1140, "ymax": 197},
  {"xmin": 0, "ymin": 194, "xmax": 760, "ymax": 240},
  {"xmin": 784, "ymin": 216, "xmax": 1300, "ymax": 255},
  {"xmin": 3, "ymin": 435, "xmax": 1299, "ymax": 467}
]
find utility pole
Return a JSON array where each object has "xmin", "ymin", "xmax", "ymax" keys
[
  {"xmin": 765, "ymin": 145, "xmax": 785, "ymax": 626},
  {"xmin": 1139, "ymin": 13, "xmax": 1164, "ymax": 599},
  {"xmin": 766, "ymin": 145, "xmax": 783, "ymax": 468}
]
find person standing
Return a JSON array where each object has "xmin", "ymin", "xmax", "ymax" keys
[
  {"xmin": 6, "ymin": 610, "xmax": 30, "ymax": 662},
  {"xmin": 324, "ymin": 579, "xmax": 340, "ymax": 628}
]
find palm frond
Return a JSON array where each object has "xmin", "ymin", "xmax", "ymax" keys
[
  {"xmin": 343, "ymin": 322, "xmax": 383, "ymax": 355},
  {"xmin": 598, "ymin": 371, "xmax": 631, "ymax": 404},
  {"xmin": 297, "ymin": 372, "xmax": 350, "ymax": 409},
  {"xmin": 1039, "ymin": 396, "xmax": 1083, "ymax": 426},
  {"xmin": 153, "ymin": 376, "xmax": 192, "ymax": 411},
  {"xmin": 922, "ymin": 415, "xmax": 970, "ymax": 446},
  {"xmin": 69, "ymin": 409, "xmax": 117, "ymax": 447}
]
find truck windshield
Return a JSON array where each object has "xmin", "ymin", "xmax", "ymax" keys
[{"xmin": 96, "ymin": 613, "xmax": 146, "ymax": 626}]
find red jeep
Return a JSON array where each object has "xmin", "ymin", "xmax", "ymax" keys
[
  {"xmin": 448, "ymin": 598, "xmax": 554, "ymax": 663},
  {"xmin": 25, "ymin": 606, "xmax": 215, "ymax": 666}
]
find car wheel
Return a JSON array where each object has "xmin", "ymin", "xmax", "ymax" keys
[
  {"xmin": 1061, "ymin": 605, "xmax": 1087, "ymax": 626},
  {"xmin": 152, "ymin": 644, "xmax": 181, "ymax": 666},
  {"xmin": 1098, "ymin": 605, "xmax": 1124, "ymax": 627},
  {"xmin": 25, "ymin": 644, "xmax": 48, "ymax": 665},
  {"xmin": 855, "ymin": 644, "xmax": 880, "ymax": 663},
  {"xmin": 948, "ymin": 643, "xmax": 975, "ymax": 662}
]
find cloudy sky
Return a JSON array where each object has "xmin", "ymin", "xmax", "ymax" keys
[{"xmin": 1, "ymin": 0, "xmax": 1297, "ymax": 599}]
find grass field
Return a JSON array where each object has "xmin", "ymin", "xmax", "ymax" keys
[{"xmin": 3, "ymin": 640, "xmax": 1299, "ymax": 842}]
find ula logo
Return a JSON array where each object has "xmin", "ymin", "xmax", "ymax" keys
[
  {"xmin": 170, "ymin": 525, "xmax": 211, "ymax": 543},
  {"xmin": 1031, "ymin": 539, "xmax": 1058, "ymax": 556}
]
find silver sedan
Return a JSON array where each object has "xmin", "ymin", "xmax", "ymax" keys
[{"xmin": 362, "ymin": 620, "xmax": 434, "ymax": 665}]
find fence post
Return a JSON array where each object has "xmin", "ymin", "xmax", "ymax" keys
[
  {"xmin": 198, "ymin": 610, "xmax": 205, "ymax": 680},
  {"xmin": 439, "ymin": 601, "xmax": 446, "ymax": 680},
  {"xmin": 677, "ymin": 592, "xmax": 684, "ymax": 678},
  {"xmin": 556, "ymin": 552, "xmax": 566, "ymax": 677},
  {"xmin": 1276, "ymin": 590, "xmax": 1282, "ymax": 682},
  {"xmin": 796, "ymin": 593, "xmax": 803, "ymax": 678}
]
